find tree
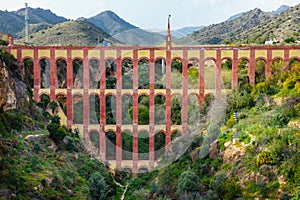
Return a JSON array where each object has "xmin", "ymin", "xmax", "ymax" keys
[{"xmin": 89, "ymin": 172, "xmax": 109, "ymax": 200}]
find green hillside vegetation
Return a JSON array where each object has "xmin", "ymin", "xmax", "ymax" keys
[
  {"xmin": 177, "ymin": 3, "xmax": 300, "ymax": 45},
  {"xmin": 15, "ymin": 20, "xmax": 121, "ymax": 46},
  {"xmin": 121, "ymin": 62, "xmax": 300, "ymax": 199}
]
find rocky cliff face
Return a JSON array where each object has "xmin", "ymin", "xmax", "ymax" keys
[{"xmin": 0, "ymin": 50, "xmax": 27, "ymax": 111}]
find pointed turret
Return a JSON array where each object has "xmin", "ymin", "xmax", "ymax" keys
[{"xmin": 166, "ymin": 15, "xmax": 171, "ymax": 50}]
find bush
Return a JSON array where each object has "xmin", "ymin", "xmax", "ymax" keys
[
  {"xmin": 177, "ymin": 171, "xmax": 200, "ymax": 194},
  {"xmin": 89, "ymin": 172, "xmax": 109, "ymax": 200},
  {"xmin": 256, "ymin": 151, "xmax": 273, "ymax": 166}
]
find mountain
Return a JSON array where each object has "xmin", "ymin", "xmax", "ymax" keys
[
  {"xmin": 227, "ymin": 5, "xmax": 290, "ymax": 22},
  {"xmin": 234, "ymin": 4, "xmax": 300, "ymax": 44},
  {"xmin": 15, "ymin": 20, "xmax": 121, "ymax": 46},
  {"xmin": 154, "ymin": 26, "xmax": 205, "ymax": 38},
  {"xmin": 87, "ymin": 10, "xmax": 165, "ymax": 46},
  {"xmin": 0, "ymin": 7, "xmax": 67, "ymax": 38},
  {"xmin": 271, "ymin": 5, "xmax": 290, "ymax": 14},
  {"xmin": 176, "ymin": 8, "xmax": 273, "ymax": 45},
  {"xmin": 87, "ymin": 10, "xmax": 137, "ymax": 36}
]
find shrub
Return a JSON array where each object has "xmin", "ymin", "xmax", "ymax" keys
[
  {"xmin": 256, "ymin": 151, "xmax": 273, "ymax": 166},
  {"xmin": 89, "ymin": 172, "xmax": 109, "ymax": 200}
]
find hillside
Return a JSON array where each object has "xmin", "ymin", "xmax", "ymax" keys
[
  {"xmin": 177, "ymin": 4, "xmax": 300, "ymax": 45},
  {"xmin": 87, "ymin": 10, "xmax": 165, "ymax": 45},
  {"xmin": 0, "ymin": 7, "xmax": 67, "ymax": 38},
  {"xmin": 233, "ymin": 4, "xmax": 300, "ymax": 44},
  {"xmin": 176, "ymin": 8, "xmax": 273, "ymax": 45},
  {"xmin": 15, "ymin": 20, "xmax": 121, "ymax": 46}
]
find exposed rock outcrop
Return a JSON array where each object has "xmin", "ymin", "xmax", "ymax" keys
[{"xmin": 0, "ymin": 50, "xmax": 27, "ymax": 111}]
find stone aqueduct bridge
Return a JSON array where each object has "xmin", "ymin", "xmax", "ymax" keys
[{"xmin": 2, "ymin": 44, "xmax": 300, "ymax": 172}]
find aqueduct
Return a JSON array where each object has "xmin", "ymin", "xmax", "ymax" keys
[{"xmin": 2, "ymin": 28, "xmax": 300, "ymax": 172}]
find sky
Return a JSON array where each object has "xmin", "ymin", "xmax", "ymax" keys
[{"xmin": 1, "ymin": 0, "xmax": 299, "ymax": 30}]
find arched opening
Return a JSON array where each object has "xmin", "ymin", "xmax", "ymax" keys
[
  {"xmin": 171, "ymin": 130, "xmax": 182, "ymax": 141},
  {"xmin": 122, "ymin": 131, "xmax": 133, "ymax": 160},
  {"xmin": 238, "ymin": 58, "xmax": 249, "ymax": 88},
  {"xmin": 154, "ymin": 131, "xmax": 165, "ymax": 160},
  {"xmin": 138, "ymin": 167, "xmax": 148, "ymax": 174},
  {"xmin": 106, "ymin": 59, "xmax": 116, "ymax": 89},
  {"xmin": 106, "ymin": 131, "xmax": 116, "ymax": 160},
  {"xmin": 122, "ymin": 95, "xmax": 132, "ymax": 125},
  {"xmin": 271, "ymin": 58, "xmax": 285, "ymax": 74},
  {"xmin": 138, "ymin": 131, "xmax": 149, "ymax": 160},
  {"xmin": 106, "ymin": 95, "xmax": 116, "ymax": 124},
  {"xmin": 188, "ymin": 58, "xmax": 199, "ymax": 89},
  {"xmin": 56, "ymin": 59, "xmax": 67, "ymax": 88},
  {"xmin": 289, "ymin": 58, "xmax": 300, "ymax": 72},
  {"xmin": 154, "ymin": 95, "xmax": 166, "ymax": 125},
  {"xmin": 37, "ymin": 94, "xmax": 50, "ymax": 110},
  {"xmin": 89, "ymin": 94, "xmax": 100, "ymax": 124},
  {"xmin": 122, "ymin": 59, "xmax": 133, "ymax": 89},
  {"xmin": 23, "ymin": 58, "xmax": 34, "ymax": 88},
  {"xmin": 138, "ymin": 95, "xmax": 149, "ymax": 125},
  {"xmin": 171, "ymin": 58, "xmax": 182, "ymax": 89},
  {"xmin": 90, "ymin": 131, "xmax": 100, "ymax": 151},
  {"xmin": 138, "ymin": 59, "xmax": 150, "ymax": 89},
  {"xmin": 73, "ymin": 94, "xmax": 83, "ymax": 124},
  {"xmin": 73, "ymin": 59, "xmax": 83, "ymax": 89},
  {"xmin": 204, "ymin": 59, "xmax": 216, "ymax": 90},
  {"xmin": 188, "ymin": 94, "xmax": 200, "ymax": 125},
  {"xmin": 221, "ymin": 59, "xmax": 232, "ymax": 89},
  {"xmin": 40, "ymin": 58, "xmax": 50, "ymax": 88},
  {"xmin": 56, "ymin": 94, "xmax": 67, "ymax": 115},
  {"xmin": 171, "ymin": 94, "xmax": 182, "ymax": 125},
  {"xmin": 155, "ymin": 59, "xmax": 166, "ymax": 89},
  {"xmin": 89, "ymin": 59, "xmax": 100, "ymax": 89},
  {"xmin": 255, "ymin": 59, "xmax": 266, "ymax": 84}
]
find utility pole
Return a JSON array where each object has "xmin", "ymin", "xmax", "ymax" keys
[{"xmin": 25, "ymin": 2, "xmax": 29, "ymax": 43}]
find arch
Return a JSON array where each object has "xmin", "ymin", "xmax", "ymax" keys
[
  {"xmin": 138, "ymin": 131, "xmax": 149, "ymax": 160},
  {"xmin": 89, "ymin": 59, "xmax": 100, "ymax": 89},
  {"xmin": 271, "ymin": 58, "xmax": 285, "ymax": 75},
  {"xmin": 106, "ymin": 94, "xmax": 116, "ymax": 124},
  {"xmin": 188, "ymin": 58, "xmax": 199, "ymax": 89},
  {"xmin": 171, "ymin": 94, "xmax": 182, "ymax": 125},
  {"xmin": 155, "ymin": 58, "xmax": 166, "ymax": 89},
  {"xmin": 37, "ymin": 94, "xmax": 50, "ymax": 110},
  {"xmin": 138, "ymin": 59, "xmax": 150, "ymax": 89},
  {"xmin": 106, "ymin": 58, "xmax": 116, "ymax": 89},
  {"xmin": 204, "ymin": 59, "xmax": 216, "ymax": 90},
  {"xmin": 40, "ymin": 58, "xmax": 50, "ymax": 88},
  {"xmin": 138, "ymin": 167, "xmax": 149, "ymax": 174},
  {"xmin": 89, "ymin": 94, "xmax": 100, "ymax": 124},
  {"xmin": 238, "ymin": 58, "xmax": 250, "ymax": 88},
  {"xmin": 188, "ymin": 94, "xmax": 200, "ymax": 125},
  {"xmin": 289, "ymin": 58, "xmax": 300, "ymax": 71},
  {"xmin": 56, "ymin": 59, "xmax": 67, "ymax": 89},
  {"xmin": 221, "ymin": 58, "xmax": 232, "ymax": 89},
  {"xmin": 138, "ymin": 95, "xmax": 149, "ymax": 125},
  {"xmin": 122, "ymin": 58, "xmax": 133, "ymax": 89},
  {"xmin": 73, "ymin": 94, "xmax": 83, "ymax": 124},
  {"xmin": 73, "ymin": 59, "xmax": 83, "ymax": 89},
  {"xmin": 56, "ymin": 93, "xmax": 67, "ymax": 115},
  {"xmin": 106, "ymin": 131, "xmax": 116, "ymax": 160},
  {"xmin": 171, "ymin": 58, "xmax": 182, "ymax": 89},
  {"xmin": 90, "ymin": 130, "xmax": 100, "ymax": 151},
  {"xmin": 154, "ymin": 131, "xmax": 165, "ymax": 160},
  {"xmin": 122, "ymin": 95, "xmax": 133, "ymax": 125},
  {"xmin": 154, "ymin": 95, "xmax": 166, "ymax": 125},
  {"xmin": 255, "ymin": 59, "xmax": 266, "ymax": 84},
  {"xmin": 23, "ymin": 58, "xmax": 34, "ymax": 88},
  {"xmin": 122, "ymin": 131, "xmax": 133, "ymax": 160}
]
